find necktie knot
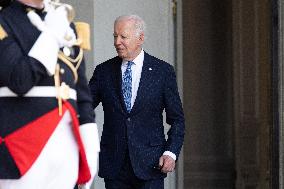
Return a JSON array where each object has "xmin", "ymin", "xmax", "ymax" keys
[{"xmin": 126, "ymin": 61, "xmax": 134, "ymax": 70}]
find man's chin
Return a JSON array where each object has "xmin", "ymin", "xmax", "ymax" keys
[{"xmin": 117, "ymin": 53, "xmax": 125, "ymax": 59}]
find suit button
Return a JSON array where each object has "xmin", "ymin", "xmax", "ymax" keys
[{"xmin": 127, "ymin": 118, "xmax": 131, "ymax": 121}]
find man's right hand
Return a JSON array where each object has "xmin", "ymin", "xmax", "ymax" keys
[{"xmin": 159, "ymin": 155, "xmax": 176, "ymax": 173}]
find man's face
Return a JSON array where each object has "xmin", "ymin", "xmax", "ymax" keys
[
  {"xmin": 18, "ymin": 0, "xmax": 44, "ymax": 6},
  {"xmin": 113, "ymin": 19, "xmax": 144, "ymax": 61}
]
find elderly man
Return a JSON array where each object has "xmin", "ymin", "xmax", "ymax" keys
[{"xmin": 89, "ymin": 15, "xmax": 185, "ymax": 189}]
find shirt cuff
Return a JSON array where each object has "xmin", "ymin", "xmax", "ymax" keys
[{"xmin": 163, "ymin": 151, "xmax": 176, "ymax": 161}]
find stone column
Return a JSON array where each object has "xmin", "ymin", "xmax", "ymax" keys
[{"xmin": 183, "ymin": 0, "xmax": 235, "ymax": 188}]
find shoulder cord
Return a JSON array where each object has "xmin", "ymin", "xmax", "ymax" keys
[{"xmin": 58, "ymin": 47, "xmax": 84, "ymax": 83}]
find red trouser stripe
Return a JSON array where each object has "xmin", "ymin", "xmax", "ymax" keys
[
  {"xmin": 5, "ymin": 105, "xmax": 68, "ymax": 176},
  {"xmin": 64, "ymin": 101, "xmax": 91, "ymax": 184},
  {"xmin": 4, "ymin": 101, "xmax": 91, "ymax": 184}
]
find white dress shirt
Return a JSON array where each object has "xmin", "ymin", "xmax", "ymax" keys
[
  {"xmin": 121, "ymin": 49, "xmax": 176, "ymax": 161},
  {"xmin": 121, "ymin": 50, "xmax": 144, "ymax": 110}
]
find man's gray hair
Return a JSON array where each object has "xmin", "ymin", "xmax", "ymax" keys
[{"xmin": 115, "ymin": 15, "xmax": 146, "ymax": 37}]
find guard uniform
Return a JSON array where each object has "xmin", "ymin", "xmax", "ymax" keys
[{"xmin": 0, "ymin": 1, "xmax": 98, "ymax": 188}]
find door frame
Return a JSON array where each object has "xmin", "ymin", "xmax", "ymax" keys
[
  {"xmin": 272, "ymin": 0, "xmax": 279, "ymax": 188},
  {"xmin": 176, "ymin": 0, "xmax": 184, "ymax": 188},
  {"xmin": 278, "ymin": 0, "xmax": 284, "ymax": 188}
]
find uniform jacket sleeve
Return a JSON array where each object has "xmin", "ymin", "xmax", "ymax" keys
[
  {"xmin": 75, "ymin": 53, "xmax": 96, "ymax": 125},
  {"xmin": 0, "ymin": 16, "xmax": 48, "ymax": 95}
]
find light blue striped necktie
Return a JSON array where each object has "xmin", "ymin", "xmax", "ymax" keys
[{"xmin": 122, "ymin": 61, "xmax": 134, "ymax": 112}]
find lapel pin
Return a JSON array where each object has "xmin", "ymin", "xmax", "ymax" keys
[{"xmin": 149, "ymin": 68, "xmax": 152, "ymax": 71}]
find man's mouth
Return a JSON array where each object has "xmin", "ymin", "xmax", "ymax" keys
[{"xmin": 116, "ymin": 48, "xmax": 124, "ymax": 52}]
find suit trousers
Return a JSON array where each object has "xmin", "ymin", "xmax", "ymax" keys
[{"xmin": 104, "ymin": 151, "xmax": 164, "ymax": 189}]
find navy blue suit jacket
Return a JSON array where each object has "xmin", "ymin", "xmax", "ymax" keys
[{"xmin": 89, "ymin": 52, "xmax": 185, "ymax": 180}]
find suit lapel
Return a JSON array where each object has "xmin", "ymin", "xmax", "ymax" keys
[
  {"xmin": 131, "ymin": 53, "xmax": 155, "ymax": 114},
  {"xmin": 110, "ymin": 57, "xmax": 129, "ymax": 113}
]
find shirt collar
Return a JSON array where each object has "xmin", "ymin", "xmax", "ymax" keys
[{"xmin": 122, "ymin": 49, "xmax": 144, "ymax": 67}]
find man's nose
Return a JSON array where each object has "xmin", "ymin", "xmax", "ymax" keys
[{"xmin": 114, "ymin": 37, "xmax": 121, "ymax": 46}]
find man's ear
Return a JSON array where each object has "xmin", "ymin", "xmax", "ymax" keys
[{"xmin": 138, "ymin": 32, "xmax": 145, "ymax": 45}]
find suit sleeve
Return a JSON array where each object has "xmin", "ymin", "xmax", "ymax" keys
[
  {"xmin": 163, "ymin": 65, "xmax": 185, "ymax": 159},
  {"xmin": 88, "ymin": 65, "xmax": 102, "ymax": 109}
]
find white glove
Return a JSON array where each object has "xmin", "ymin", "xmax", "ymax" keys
[
  {"xmin": 27, "ymin": 7, "xmax": 76, "ymax": 75},
  {"xmin": 43, "ymin": 0, "xmax": 52, "ymax": 12},
  {"xmin": 44, "ymin": 6, "xmax": 76, "ymax": 47},
  {"xmin": 28, "ymin": 6, "xmax": 76, "ymax": 47},
  {"xmin": 79, "ymin": 123, "xmax": 100, "ymax": 189},
  {"xmin": 62, "ymin": 26, "xmax": 77, "ymax": 48}
]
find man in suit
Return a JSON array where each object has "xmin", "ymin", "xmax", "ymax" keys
[{"xmin": 89, "ymin": 14, "xmax": 185, "ymax": 189}]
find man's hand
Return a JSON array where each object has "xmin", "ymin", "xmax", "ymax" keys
[{"xmin": 159, "ymin": 155, "xmax": 175, "ymax": 173}]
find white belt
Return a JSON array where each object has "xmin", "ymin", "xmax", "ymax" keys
[{"xmin": 0, "ymin": 86, "xmax": 77, "ymax": 100}]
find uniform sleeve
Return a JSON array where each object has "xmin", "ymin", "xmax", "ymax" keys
[
  {"xmin": 75, "ymin": 55, "xmax": 96, "ymax": 125},
  {"xmin": 65, "ymin": 21, "xmax": 94, "ymax": 125},
  {"xmin": 0, "ymin": 17, "xmax": 48, "ymax": 95}
]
